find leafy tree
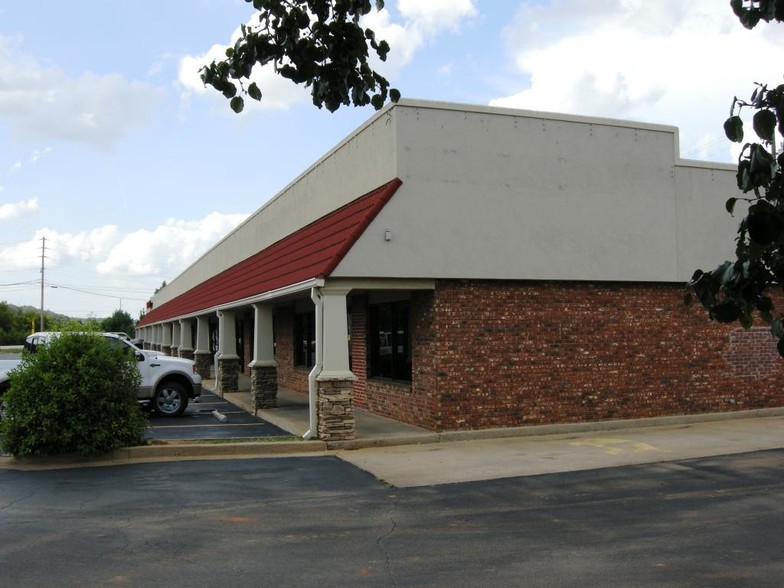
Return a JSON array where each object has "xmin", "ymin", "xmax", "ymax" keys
[
  {"xmin": 687, "ymin": 0, "xmax": 784, "ymax": 354},
  {"xmin": 0, "ymin": 332, "xmax": 148, "ymax": 457},
  {"xmin": 200, "ymin": 0, "xmax": 399, "ymax": 113},
  {"xmin": 102, "ymin": 309, "xmax": 136, "ymax": 337},
  {"xmin": 0, "ymin": 302, "xmax": 37, "ymax": 345}
]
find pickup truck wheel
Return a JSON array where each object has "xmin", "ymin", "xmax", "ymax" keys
[{"xmin": 153, "ymin": 381, "xmax": 188, "ymax": 417}]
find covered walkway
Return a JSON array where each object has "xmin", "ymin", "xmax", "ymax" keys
[{"xmin": 205, "ymin": 375, "xmax": 433, "ymax": 446}]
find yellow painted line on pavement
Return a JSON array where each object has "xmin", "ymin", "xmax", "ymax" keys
[{"xmin": 569, "ymin": 437, "xmax": 662, "ymax": 455}]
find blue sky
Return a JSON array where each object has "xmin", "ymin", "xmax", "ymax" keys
[{"xmin": 1, "ymin": 0, "xmax": 782, "ymax": 319}]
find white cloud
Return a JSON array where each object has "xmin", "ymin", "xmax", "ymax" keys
[
  {"xmin": 0, "ymin": 212, "xmax": 246, "ymax": 278},
  {"xmin": 177, "ymin": 22, "xmax": 311, "ymax": 112},
  {"xmin": 0, "ymin": 197, "xmax": 38, "ymax": 221},
  {"xmin": 489, "ymin": 0, "xmax": 784, "ymax": 162},
  {"xmin": 96, "ymin": 212, "xmax": 247, "ymax": 275},
  {"xmin": 364, "ymin": 0, "xmax": 478, "ymax": 75},
  {"xmin": 0, "ymin": 36, "xmax": 164, "ymax": 149}
]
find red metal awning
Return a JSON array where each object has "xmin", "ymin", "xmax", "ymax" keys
[{"xmin": 138, "ymin": 178, "xmax": 401, "ymax": 326}]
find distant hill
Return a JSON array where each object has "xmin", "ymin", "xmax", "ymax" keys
[{"xmin": 7, "ymin": 303, "xmax": 94, "ymax": 324}]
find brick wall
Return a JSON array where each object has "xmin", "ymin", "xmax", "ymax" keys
[
  {"xmin": 352, "ymin": 291, "xmax": 439, "ymax": 429},
  {"xmin": 271, "ymin": 280, "xmax": 784, "ymax": 432},
  {"xmin": 350, "ymin": 295, "xmax": 368, "ymax": 408},
  {"xmin": 426, "ymin": 280, "xmax": 784, "ymax": 431},
  {"xmin": 275, "ymin": 308, "xmax": 309, "ymax": 394},
  {"xmin": 242, "ymin": 315, "xmax": 253, "ymax": 376}
]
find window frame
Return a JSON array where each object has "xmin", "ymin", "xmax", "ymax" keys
[
  {"xmin": 367, "ymin": 299, "xmax": 412, "ymax": 383},
  {"xmin": 294, "ymin": 310, "xmax": 316, "ymax": 369}
]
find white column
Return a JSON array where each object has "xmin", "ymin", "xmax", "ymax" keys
[
  {"xmin": 249, "ymin": 304, "xmax": 276, "ymax": 367},
  {"xmin": 319, "ymin": 287, "xmax": 354, "ymax": 380},
  {"xmin": 195, "ymin": 315, "xmax": 210, "ymax": 354},
  {"xmin": 217, "ymin": 310, "xmax": 239, "ymax": 359},
  {"xmin": 179, "ymin": 319, "xmax": 193, "ymax": 353},
  {"xmin": 162, "ymin": 323, "xmax": 172, "ymax": 349},
  {"xmin": 171, "ymin": 321, "xmax": 181, "ymax": 354}
]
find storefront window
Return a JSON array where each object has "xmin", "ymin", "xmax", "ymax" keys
[
  {"xmin": 294, "ymin": 311, "xmax": 315, "ymax": 368},
  {"xmin": 368, "ymin": 301, "xmax": 411, "ymax": 382}
]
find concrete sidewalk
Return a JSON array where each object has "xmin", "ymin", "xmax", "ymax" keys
[
  {"xmin": 2, "ymin": 376, "xmax": 784, "ymax": 488},
  {"xmin": 336, "ymin": 413, "xmax": 784, "ymax": 487}
]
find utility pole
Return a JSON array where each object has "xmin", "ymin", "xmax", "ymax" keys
[{"xmin": 39, "ymin": 236, "xmax": 46, "ymax": 331}]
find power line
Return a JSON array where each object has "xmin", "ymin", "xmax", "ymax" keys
[{"xmin": 48, "ymin": 283, "xmax": 147, "ymax": 302}]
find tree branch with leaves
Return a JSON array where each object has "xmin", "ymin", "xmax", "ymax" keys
[
  {"xmin": 687, "ymin": 0, "xmax": 784, "ymax": 354},
  {"xmin": 200, "ymin": 0, "xmax": 399, "ymax": 113}
]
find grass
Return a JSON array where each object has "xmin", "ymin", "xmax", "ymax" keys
[{"xmin": 0, "ymin": 346, "xmax": 23, "ymax": 354}]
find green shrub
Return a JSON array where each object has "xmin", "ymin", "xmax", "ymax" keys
[{"xmin": 0, "ymin": 332, "xmax": 148, "ymax": 457}]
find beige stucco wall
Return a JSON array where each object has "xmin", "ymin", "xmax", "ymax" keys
[
  {"xmin": 152, "ymin": 107, "xmax": 398, "ymax": 307},
  {"xmin": 153, "ymin": 99, "xmax": 742, "ymax": 309},
  {"xmin": 333, "ymin": 101, "xmax": 739, "ymax": 283}
]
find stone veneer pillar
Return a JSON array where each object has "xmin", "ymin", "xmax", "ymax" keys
[
  {"xmin": 249, "ymin": 303, "xmax": 277, "ymax": 410},
  {"xmin": 317, "ymin": 377, "xmax": 355, "ymax": 441},
  {"xmin": 194, "ymin": 352, "xmax": 212, "ymax": 379},
  {"xmin": 217, "ymin": 356, "xmax": 240, "ymax": 393},
  {"xmin": 250, "ymin": 365, "xmax": 277, "ymax": 409},
  {"xmin": 216, "ymin": 310, "xmax": 239, "ymax": 394}
]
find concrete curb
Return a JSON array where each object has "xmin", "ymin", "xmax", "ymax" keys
[
  {"xmin": 3, "ymin": 406, "xmax": 784, "ymax": 470},
  {"xmin": 0, "ymin": 440, "xmax": 328, "ymax": 470}
]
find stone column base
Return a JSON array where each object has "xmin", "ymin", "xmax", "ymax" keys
[
  {"xmin": 161, "ymin": 345, "xmax": 172, "ymax": 356},
  {"xmin": 179, "ymin": 349, "xmax": 194, "ymax": 361},
  {"xmin": 317, "ymin": 378, "xmax": 355, "ymax": 441},
  {"xmin": 194, "ymin": 351, "xmax": 212, "ymax": 380},
  {"xmin": 250, "ymin": 365, "xmax": 277, "ymax": 409},
  {"xmin": 217, "ymin": 356, "xmax": 240, "ymax": 394}
]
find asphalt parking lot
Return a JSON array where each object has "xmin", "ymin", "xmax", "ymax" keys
[
  {"xmin": 147, "ymin": 390, "xmax": 293, "ymax": 441},
  {"xmin": 2, "ymin": 450, "xmax": 783, "ymax": 586}
]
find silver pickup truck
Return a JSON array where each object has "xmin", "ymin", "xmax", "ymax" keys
[{"xmin": 1, "ymin": 332, "xmax": 202, "ymax": 417}]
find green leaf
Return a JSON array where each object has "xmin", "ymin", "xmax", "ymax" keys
[
  {"xmin": 724, "ymin": 116, "xmax": 744, "ymax": 142},
  {"xmin": 746, "ymin": 203, "xmax": 782, "ymax": 246},
  {"xmin": 710, "ymin": 301, "xmax": 741, "ymax": 323},
  {"xmin": 749, "ymin": 144, "xmax": 776, "ymax": 186},
  {"xmin": 230, "ymin": 96, "xmax": 244, "ymax": 113},
  {"xmin": 726, "ymin": 197, "xmax": 738, "ymax": 215},
  {"xmin": 753, "ymin": 109, "xmax": 777, "ymax": 142},
  {"xmin": 390, "ymin": 88, "xmax": 401, "ymax": 103},
  {"xmin": 247, "ymin": 82, "xmax": 262, "ymax": 101}
]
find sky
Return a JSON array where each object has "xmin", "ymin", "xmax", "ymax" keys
[{"xmin": 0, "ymin": 0, "xmax": 782, "ymax": 320}]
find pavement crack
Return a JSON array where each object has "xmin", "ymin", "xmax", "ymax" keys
[
  {"xmin": 0, "ymin": 488, "xmax": 36, "ymax": 510},
  {"xmin": 376, "ymin": 494, "xmax": 400, "ymax": 587}
]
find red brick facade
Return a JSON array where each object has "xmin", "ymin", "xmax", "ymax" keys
[
  {"xmin": 275, "ymin": 308, "xmax": 310, "ymax": 394},
  {"xmin": 274, "ymin": 280, "xmax": 784, "ymax": 432}
]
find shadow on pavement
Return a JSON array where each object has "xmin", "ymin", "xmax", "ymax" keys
[{"xmin": 147, "ymin": 390, "xmax": 293, "ymax": 441}]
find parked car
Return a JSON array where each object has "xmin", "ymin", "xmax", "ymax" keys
[
  {"xmin": 20, "ymin": 332, "xmax": 202, "ymax": 417},
  {"xmin": 0, "ymin": 357, "xmax": 20, "ymax": 420}
]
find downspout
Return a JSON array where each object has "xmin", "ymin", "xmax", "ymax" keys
[{"xmin": 304, "ymin": 287, "xmax": 323, "ymax": 439}]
